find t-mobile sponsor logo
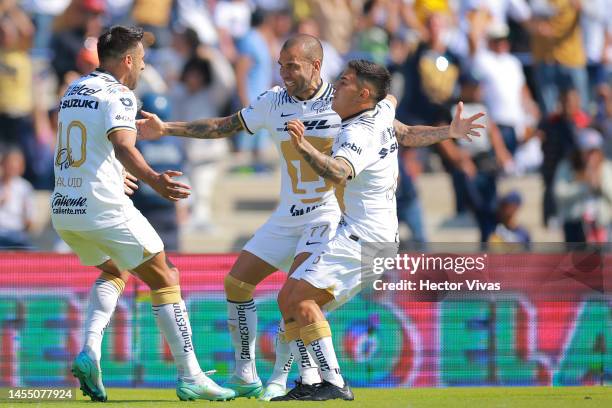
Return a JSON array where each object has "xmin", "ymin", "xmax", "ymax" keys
[
  {"xmin": 173, "ymin": 304, "xmax": 193, "ymax": 353},
  {"xmin": 310, "ymin": 340, "xmax": 330, "ymax": 371}
]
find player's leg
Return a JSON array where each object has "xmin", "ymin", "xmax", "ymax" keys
[
  {"xmin": 56, "ymin": 229, "xmax": 122, "ymax": 402},
  {"xmin": 132, "ymin": 252, "xmax": 234, "ymax": 401},
  {"xmin": 287, "ymin": 279, "xmax": 353, "ymax": 401},
  {"xmin": 223, "ymin": 250, "xmax": 277, "ymax": 397},
  {"xmin": 82, "ymin": 261, "xmax": 130, "ymax": 363},
  {"xmin": 260, "ymin": 252, "xmax": 320, "ymax": 401},
  {"xmin": 99, "ymin": 213, "xmax": 233, "ymax": 401}
]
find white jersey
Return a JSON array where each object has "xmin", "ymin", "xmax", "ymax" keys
[
  {"xmin": 51, "ymin": 69, "xmax": 140, "ymax": 231},
  {"xmin": 332, "ymin": 99, "xmax": 399, "ymax": 242},
  {"xmin": 239, "ymin": 82, "xmax": 342, "ymax": 226}
]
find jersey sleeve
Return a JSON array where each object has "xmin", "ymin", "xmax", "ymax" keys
[
  {"xmin": 377, "ymin": 98, "xmax": 396, "ymax": 124},
  {"xmin": 104, "ymin": 88, "xmax": 137, "ymax": 137},
  {"xmin": 333, "ymin": 126, "xmax": 373, "ymax": 178},
  {"xmin": 238, "ymin": 89, "xmax": 274, "ymax": 134}
]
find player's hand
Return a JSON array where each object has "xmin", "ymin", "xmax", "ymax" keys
[
  {"xmin": 123, "ymin": 170, "xmax": 138, "ymax": 196},
  {"xmin": 449, "ymin": 102, "xmax": 485, "ymax": 141},
  {"xmin": 287, "ymin": 119, "xmax": 306, "ymax": 151},
  {"xmin": 150, "ymin": 170, "xmax": 191, "ymax": 202},
  {"xmin": 137, "ymin": 110, "xmax": 165, "ymax": 140}
]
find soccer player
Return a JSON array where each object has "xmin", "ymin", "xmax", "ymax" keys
[
  {"xmin": 51, "ymin": 26, "xmax": 234, "ymax": 402},
  {"xmin": 138, "ymin": 34, "xmax": 342, "ymax": 400},
  {"xmin": 273, "ymin": 60, "xmax": 484, "ymax": 401}
]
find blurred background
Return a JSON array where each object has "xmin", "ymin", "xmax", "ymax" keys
[{"xmin": 0, "ymin": 0, "xmax": 610, "ymax": 252}]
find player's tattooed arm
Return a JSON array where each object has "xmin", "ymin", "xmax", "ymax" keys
[
  {"xmin": 393, "ymin": 102, "xmax": 485, "ymax": 147},
  {"xmin": 393, "ymin": 120, "xmax": 451, "ymax": 147},
  {"xmin": 137, "ymin": 111, "xmax": 244, "ymax": 140},
  {"xmin": 287, "ymin": 120, "xmax": 351, "ymax": 186}
]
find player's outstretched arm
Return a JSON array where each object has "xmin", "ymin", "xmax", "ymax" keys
[
  {"xmin": 137, "ymin": 111, "xmax": 244, "ymax": 140},
  {"xmin": 394, "ymin": 102, "xmax": 485, "ymax": 147},
  {"xmin": 110, "ymin": 129, "xmax": 191, "ymax": 202},
  {"xmin": 287, "ymin": 119, "xmax": 351, "ymax": 186}
]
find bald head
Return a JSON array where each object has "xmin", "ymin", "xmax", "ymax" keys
[{"xmin": 281, "ymin": 34, "xmax": 323, "ymax": 62}]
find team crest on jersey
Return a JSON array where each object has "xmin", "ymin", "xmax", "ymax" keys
[{"xmin": 312, "ymin": 100, "xmax": 331, "ymax": 114}]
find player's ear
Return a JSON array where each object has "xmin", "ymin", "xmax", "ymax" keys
[
  {"xmin": 312, "ymin": 58, "xmax": 322, "ymax": 72},
  {"xmin": 359, "ymin": 87, "xmax": 371, "ymax": 101}
]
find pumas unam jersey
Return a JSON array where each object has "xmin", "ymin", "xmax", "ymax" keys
[
  {"xmin": 51, "ymin": 69, "xmax": 140, "ymax": 231},
  {"xmin": 332, "ymin": 99, "xmax": 399, "ymax": 242},
  {"xmin": 238, "ymin": 82, "xmax": 342, "ymax": 226}
]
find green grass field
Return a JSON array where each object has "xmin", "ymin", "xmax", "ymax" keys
[{"xmin": 1, "ymin": 387, "xmax": 611, "ymax": 408}]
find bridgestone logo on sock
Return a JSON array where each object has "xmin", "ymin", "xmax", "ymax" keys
[
  {"xmin": 237, "ymin": 304, "xmax": 250, "ymax": 360},
  {"xmin": 173, "ymin": 303, "xmax": 193, "ymax": 353},
  {"xmin": 296, "ymin": 339, "xmax": 312, "ymax": 368},
  {"xmin": 311, "ymin": 340, "xmax": 330, "ymax": 371},
  {"xmin": 283, "ymin": 354, "xmax": 294, "ymax": 372}
]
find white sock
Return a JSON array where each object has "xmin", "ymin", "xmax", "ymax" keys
[
  {"xmin": 307, "ymin": 337, "xmax": 344, "ymax": 388},
  {"xmin": 267, "ymin": 321, "xmax": 294, "ymax": 387},
  {"xmin": 227, "ymin": 299, "xmax": 258, "ymax": 383},
  {"xmin": 153, "ymin": 300, "xmax": 202, "ymax": 380},
  {"xmin": 82, "ymin": 276, "xmax": 122, "ymax": 362},
  {"xmin": 289, "ymin": 338, "xmax": 321, "ymax": 385}
]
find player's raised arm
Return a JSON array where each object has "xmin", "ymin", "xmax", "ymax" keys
[
  {"xmin": 109, "ymin": 128, "xmax": 191, "ymax": 201},
  {"xmin": 137, "ymin": 111, "xmax": 245, "ymax": 140},
  {"xmin": 287, "ymin": 119, "xmax": 351, "ymax": 186},
  {"xmin": 393, "ymin": 101, "xmax": 485, "ymax": 147}
]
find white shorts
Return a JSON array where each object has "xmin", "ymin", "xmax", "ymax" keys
[
  {"xmin": 291, "ymin": 226, "xmax": 398, "ymax": 312},
  {"xmin": 56, "ymin": 211, "xmax": 164, "ymax": 271},
  {"xmin": 243, "ymin": 209, "xmax": 340, "ymax": 273}
]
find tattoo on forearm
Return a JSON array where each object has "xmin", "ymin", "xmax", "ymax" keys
[
  {"xmin": 394, "ymin": 120, "xmax": 450, "ymax": 147},
  {"xmin": 166, "ymin": 113, "xmax": 244, "ymax": 139},
  {"xmin": 300, "ymin": 145, "xmax": 349, "ymax": 184}
]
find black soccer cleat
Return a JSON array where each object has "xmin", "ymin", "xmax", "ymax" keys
[
  {"xmin": 270, "ymin": 380, "xmax": 322, "ymax": 401},
  {"xmin": 309, "ymin": 380, "xmax": 354, "ymax": 401}
]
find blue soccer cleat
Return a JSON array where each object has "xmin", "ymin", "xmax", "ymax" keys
[
  {"xmin": 71, "ymin": 351, "xmax": 107, "ymax": 402},
  {"xmin": 224, "ymin": 375, "xmax": 263, "ymax": 399},
  {"xmin": 176, "ymin": 372, "xmax": 236, "ymax": 401}
]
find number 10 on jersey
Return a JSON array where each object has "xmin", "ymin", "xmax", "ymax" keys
[{"xmin": 55, "ymin": 121, "xmax": 87, "ymax": 170}]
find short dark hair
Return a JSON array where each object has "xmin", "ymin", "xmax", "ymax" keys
[
  {"xmin": 281, "ymin": 34, "xmax": 323, "ymax": 62},
  {"xmin": 97, "ymin": 26, "xmax": 144, "ymax": 63},
  {"xmin": 347, "ymin": 59, "xmax": 391, "ymax": 102}
]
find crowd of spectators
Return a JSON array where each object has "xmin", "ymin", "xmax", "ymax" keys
[{"xmin": 0, "ymin": 0, "xmax": 610, "ymax": 249}]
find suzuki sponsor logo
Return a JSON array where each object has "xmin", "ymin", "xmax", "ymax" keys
[{"xmin": 60, "ymin": 98, "xmax": 99, "ymax": 110}]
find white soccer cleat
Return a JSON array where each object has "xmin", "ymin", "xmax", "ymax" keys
[
  {"xmin": 176, "ymin": 372, "xmax": 236, "ymax": 401},
  {"xmin": 258, "ymin": 382, "xmax": 287, "ymax": 401}
]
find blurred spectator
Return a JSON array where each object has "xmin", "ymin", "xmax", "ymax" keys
[
  {"xmin": 233, "ymin": 8, "xmax": 279, "ymax": 171},
  {"xmin": 538, "ymin": 86, "xmax": 590, "ymax": 226},
  {"xmin": 594, "ymin": 84, "xmax": 612, "ymax": 158},
  {"xmin": 0, "ymin": 147, "xmax": 35, "ymax": 249},
  {"xmin": 131, "ymin": 0, "xmax": 173, "ymax": 48},
  {"xmin": 21, "ymin": 0, "xmax": 69, "ymax": 53},
  {"xmin": 530, "ymin": 0, "xmax": 589, "ymax": 116},
  {"xmin": 580, "ymin": 0, "xmax": 612, "ymax": 101},
  {"xmin": 397, "ymin": 148, "xmax": 427, "ymax": 244},
  {"xmin": 170, "ymin": 50, "xmax": 234, "ymax": 230},
  {"xmin": 554, "ymin": 128, "xmax": 612, "ymax": 242},
  {"xmin": 351, "ymin": 0, "xmax": 393, "ymax": 65},
  {"xmin": 310, "ymin": 0, "xmax": 355, "ymax": 55},
  {"xmin": 296, "ymin": 18, "xmax": 343, "ymax": 83},
  {"xmin": 438, "ymin": 74, "xmax": 513, "ymax": 242},
  {"xmin": 175, "ymin": 0, "xmax": 219, "ymax": 46},
  {"xmin": 133, "ymin": 93, "xmax": 185, "ymax": 250},
  {"xmin": 488, "ymin": 190, "xmax": 531, "ymax": 246},
  {"xmin": 151, "ymin": 27, "xmax": 202, "ymax": 90},
  {"xmin": 50, "ymin": 0, "xmax": 105, "ymax": 83},
  {"xmin": 396, "ymin": 12, "xmax": 461, "ymax": 126},
  {"xmin": 468, "ymin": 21, "xmax": 541, "ymax": 173},
  {"xmin": 214, "ymin": 0, "xmax": 253, "ymax": 62}
]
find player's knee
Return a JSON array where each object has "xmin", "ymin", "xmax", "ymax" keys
[
  {"xmin": 150, "ymin": 285, "xmax": 182, "ymax": 306},
  {"xmin": 224, "ymin": 274, "xmax": 256, "ymax": 302},
  {"xmin": 293, "ymin": 299, "xmax": 317, "ymax": 321}
]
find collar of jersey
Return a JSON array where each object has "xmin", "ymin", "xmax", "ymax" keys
[
  {"xmin": 91, "ymin": 68, "xmax": 120, "ymax": 84},
  {"xmin": 289, "ymin": 81, "xmax": 329, "ymax": 103},
  {"xmin": 341, "ymin": 106, "xmax": 377, "ymax": 124}
]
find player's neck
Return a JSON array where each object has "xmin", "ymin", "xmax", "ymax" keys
[
  {"xmin": 338, "ymin": 102, "xmax": 376, "ymax": 122},
  {"xmin": 294, "ymin": 78, "xmax": 323, "ymax": 101},
  {"xmin": 97, "ymin": 65, "xmax": 126, "ymax": 86}
]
